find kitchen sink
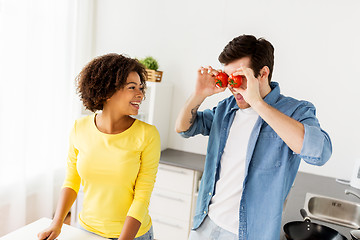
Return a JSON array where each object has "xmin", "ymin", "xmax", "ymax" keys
[{"xmin": 304, "ymin": 192, "xmax": 360, "ymax": 229}]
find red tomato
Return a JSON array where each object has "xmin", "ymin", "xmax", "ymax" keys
[
  {"xmin": 228, "ymin": 74, "xmax": 243, "ymax": 88},
  {"xmin": 215, "ymin": 72, "xmax": 228, "ymax": 88}
]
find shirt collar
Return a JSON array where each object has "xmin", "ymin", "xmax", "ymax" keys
[{"xmin": 263, "ymin": 81, "xmax": 280, "ymax": 106}]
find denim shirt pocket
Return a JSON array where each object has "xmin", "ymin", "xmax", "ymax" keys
[{"xmin": 250, "ymin": 131, "xmax": 283, "ymax": 171}]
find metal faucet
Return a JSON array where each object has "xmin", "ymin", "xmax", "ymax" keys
[
  {"xmin": 345, "ymin": 189, "xmax": 360, "ymax": 240},
  {"xmin": 345, "ymin": 189, "xmax": 360, "ymax": 200}
]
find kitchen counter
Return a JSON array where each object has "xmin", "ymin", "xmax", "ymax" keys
[
  {"xmin": 281, "ymin": 172, "xmax": 360, "ymax": 240},
  {"xmin": 0, "ymin": 218, "xmax": 106, "ymax": 240},
  {"xmin": 160, "ymin": 148, "xmax": 205, "ymax": 172}
]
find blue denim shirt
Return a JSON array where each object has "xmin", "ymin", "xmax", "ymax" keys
[{"xmin": 179, "ymin": 82, "xmax": 332, "ymax": 240}]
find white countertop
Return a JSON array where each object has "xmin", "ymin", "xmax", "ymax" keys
[{"xmin": 0, "ymin": 218, "xmax": 106, "ymax": 240}]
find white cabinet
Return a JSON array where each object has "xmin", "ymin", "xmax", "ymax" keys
[
  {"xmin": 133, "ymin": 82, "xmax": 173, "ymax": 151},
  {"xmin": 149, "ymin": 164, "xmax": 202, "ymax": 240}
]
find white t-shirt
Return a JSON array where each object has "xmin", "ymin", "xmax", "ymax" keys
[{"xmin": 208, "ymin": 107, "xmax": 259, "ymax": 234}]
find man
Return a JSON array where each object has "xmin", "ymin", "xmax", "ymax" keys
[{"xmin": 175, "ymin": 35, "xmax": 332, "ymax": 240}]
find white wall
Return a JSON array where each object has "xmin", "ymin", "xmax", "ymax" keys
[{"xmin": 91, "ymin": 0, "xmax": 360, "ymax": 180}]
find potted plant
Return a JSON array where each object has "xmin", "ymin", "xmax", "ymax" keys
[{"xmin": 139, "ymin": 56, "xmax": 163, "ymax": 82}]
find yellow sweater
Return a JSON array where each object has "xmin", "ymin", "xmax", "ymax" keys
[{"xmin": 62, "ymin": 114, "xmax": 160, "ymax": 238}]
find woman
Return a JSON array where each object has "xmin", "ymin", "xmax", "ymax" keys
[{"xmin": 38, "ymin": 53, "xmax": 160, "ymax": 240}]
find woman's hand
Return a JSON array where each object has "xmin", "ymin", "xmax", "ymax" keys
[
  {"xmin": 37, "ymin": 223, "xmax": 62, "ymax": 240},
  {"xmin": 194, "ymin": 66, "xmax": 226, "ymax": 98}
]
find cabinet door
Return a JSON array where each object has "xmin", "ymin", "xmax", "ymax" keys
[
  {"xmin": 151, "ymin": 214, "xmax": 190, "ymax": 240},
  {"xmin": 149, "ymin": 188, "xmax": 192, "ymax": 222},
  {"xmin": 155, "ymin": 164, "xmax": 194, "ymax": 195},
  {"xmin": 149, "ymin": 164, "xmax": 196, "ymax": 240}
]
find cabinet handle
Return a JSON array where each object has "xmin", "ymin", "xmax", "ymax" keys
[
  {"xmin": 154, "ymin": 193, "xmax": 185, "ymax": 202},
  {"xmin": 159, "ymin": 166, "xmax": 188, "ymax": 175},
  {"xmin": 153, "ymin": 218, "xmax": 182, "ymax": 229}
]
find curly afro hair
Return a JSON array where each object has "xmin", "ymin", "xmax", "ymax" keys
[{"xmin": 76, "ymin": 53, "xmax": 147, "ymax": 112}]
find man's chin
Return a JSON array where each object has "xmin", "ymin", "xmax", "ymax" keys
[{"xmin": 236, "ymin": 100, "xmax": 251, "ymax": 109}]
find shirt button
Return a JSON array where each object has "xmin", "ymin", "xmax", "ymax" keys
[
  {"xmin": 204, "ymin": 211, "xmax": 207, "ymax": 214},
  {"xmin": 209, "ymin": 192, "xmax": 212, "ymax": 196}
]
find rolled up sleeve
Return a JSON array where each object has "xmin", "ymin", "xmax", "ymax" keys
[
  {"xmin": 294, "ymin": 102, "xmax": 332, "ymax": 165},
  {"xmin": 179, "ymin": 108, "xmax": 216, "ymax": 138}
]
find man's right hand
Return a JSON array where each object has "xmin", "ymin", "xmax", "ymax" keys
[
  {"xmin": 175, "ymin": 66, "xmax": 227, "ymax": 133},
  {"xmin": 194, "ymin": 66, "xmax": 227, "ymax": 98},
  {"xmin": 37, "ymin": 224, "xmax": 62, "ymax": 240}
]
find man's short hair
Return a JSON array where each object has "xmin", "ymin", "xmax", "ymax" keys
[{"xmin": 218, "ymin": 35, "xmax": 274, "ymax": 82}]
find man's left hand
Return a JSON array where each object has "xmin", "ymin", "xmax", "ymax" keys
[{"xmin": 229, "ymin": 65, "xmax": 263, "ymax": 107}]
